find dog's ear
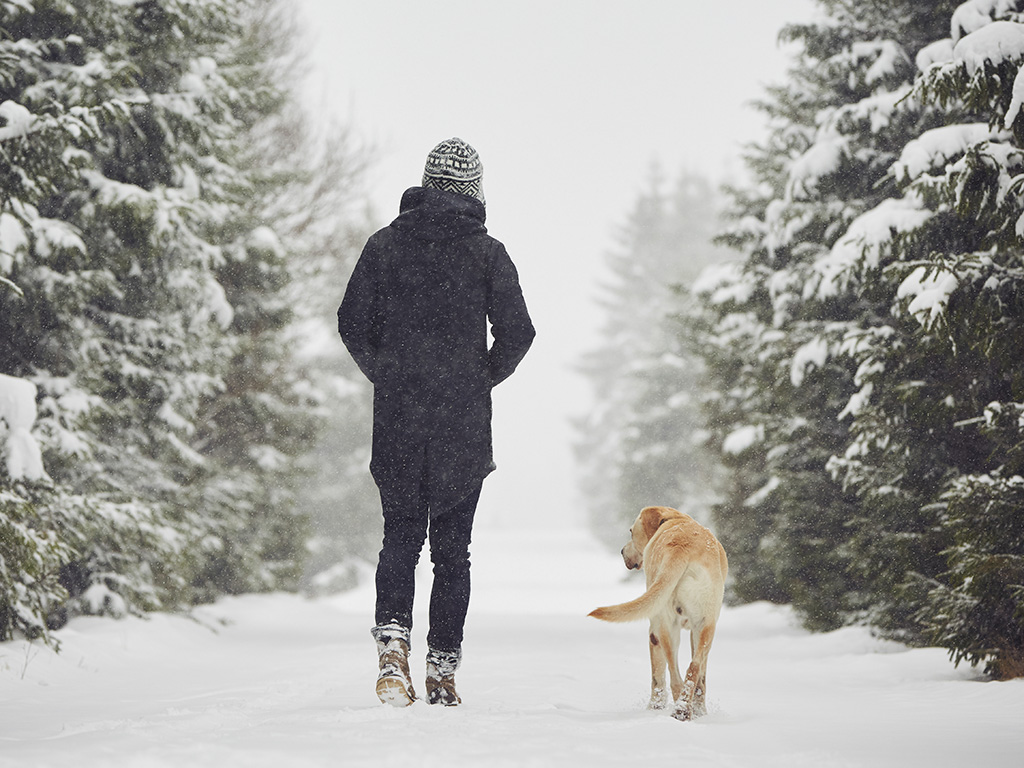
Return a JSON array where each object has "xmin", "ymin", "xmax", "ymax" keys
[{"xmin": 639, "ymin": 506, "xmax": 669, "ymax": 541}]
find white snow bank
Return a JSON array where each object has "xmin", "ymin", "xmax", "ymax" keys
[{"xmin": 0, "ymin": 372, "xmax": 47, "ymax": 481}]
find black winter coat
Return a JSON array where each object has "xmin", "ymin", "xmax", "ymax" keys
[{"xmin": 337, "ymin": 187, "xmax": 535, "ymax": 508}]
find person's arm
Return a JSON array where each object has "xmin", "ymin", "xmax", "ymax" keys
[
  {"xmin": 337, "ymin": 239, "xmax": 381, "ymax": 383},
  {"xmin": 487, "ymin": 244, "xmax": 535, "ymax": 386}
]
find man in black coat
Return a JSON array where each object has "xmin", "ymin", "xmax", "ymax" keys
[{"xmin": 337, "ymin": 138, "xmax": 535, "ymax": 707}]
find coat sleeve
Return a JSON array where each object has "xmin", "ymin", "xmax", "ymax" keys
[
  {"xmin": 487, "ymin": 244, "xmax": 536, "ymax": 386},
  {"xmin": 337, "ymin": 239, "xmax": 381, "ymax": 384}
]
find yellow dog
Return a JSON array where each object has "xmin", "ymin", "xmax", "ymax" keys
[{"xmin": 590, "ymin": 506, "xmax": 728, "ymax": 720}]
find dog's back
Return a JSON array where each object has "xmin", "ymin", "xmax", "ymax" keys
[{"xmin": 589, "ymin": 513, "xmax": 727, "ymax": 624}]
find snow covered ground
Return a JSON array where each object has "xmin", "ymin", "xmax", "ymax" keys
[{"xmin": 2, "ymin": 525, "xmax": 1022, "ymax": 768}]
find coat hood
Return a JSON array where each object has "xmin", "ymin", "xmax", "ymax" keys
[{"xmin": 391, "ymin": 186, "xmax": 487, "ymax": 243}]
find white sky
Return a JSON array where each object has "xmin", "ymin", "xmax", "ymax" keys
[{"xmin": 296, "ymin": 0, "xmax": 815, "ymax": 529}]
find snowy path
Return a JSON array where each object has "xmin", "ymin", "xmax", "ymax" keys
[{"xmin": 2, "ymin": 527, "xmax": 1022, "ymax": 767}]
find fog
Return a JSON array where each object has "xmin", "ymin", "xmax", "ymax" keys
[{"xmin": 296, "ymin": 0, "xmax": 816, "ymax": 530}]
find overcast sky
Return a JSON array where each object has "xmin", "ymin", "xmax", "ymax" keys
[{"xmin": 296, "ymin": 0, "xmax": 816, "ymax": 530}]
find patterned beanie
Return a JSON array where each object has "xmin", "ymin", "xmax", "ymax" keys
[{"xmin": 422, "ymin": 137, "xmax": 485, "ymax": 204}]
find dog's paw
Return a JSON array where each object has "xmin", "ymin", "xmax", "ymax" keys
[
  {"xmin": 671, "ymin": 701, "xmax": 692, "ymax": 721},
  {"xmin": 648, "ymin": 687, "xmax": 668, "ymax": 710}
]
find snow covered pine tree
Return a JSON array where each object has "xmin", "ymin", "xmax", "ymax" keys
[
  {"xmin": 874, "ymin": 0, "xmax": 1024, "ymax": 678},
  {"xmin": 691, "ymin": 0, "xmax": 1024, "ymax": 675},
  {"xmin": 1, "ymin": 0, "xmax": 365, "ymax": 636}
]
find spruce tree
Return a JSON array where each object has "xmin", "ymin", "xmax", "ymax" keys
[
  {"xmin": 690, "ymin": 0, "xmax": 1024, "ymax": 671},
  {"xmin": 0, "ymin": 0, "xmax": 370, "ymax": 636},
  {"xmin": 834, "ymin": 0, "xmax": 1024, "ymax": 673},
  {"xmin": 688, "ymin": 0, "xmax": 961, "ymax": 629}
]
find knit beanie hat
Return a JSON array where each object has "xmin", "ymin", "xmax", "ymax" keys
[{"xmin": 422, "ymin": 138, "xmax": 485, "ymax": 204}]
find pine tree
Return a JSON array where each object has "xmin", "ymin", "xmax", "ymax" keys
[
  {"xmin": 688, "ymin": 0, "xmax": 1024, "ymax": 670},
  {"xmin": 834, "ymin": 0, "xmax": 1024, "ymax": 673},
  {"xmin": 237, "ymin": 7, "xmax": 380, "ymax": 588},
  {"xmin": 188, "ymin": 1, "xmax": 376, "ymax": 596},
  {"xmin": 688, "ymin": 0, "xmax": 962, "ymax": 630},
  {"xmin": 1, "ymin": 0, "xmax": 221, "ymax": 631},
  {"xmin": 0, "ymin": 0, "xmax": 371, "ymax": 637}
]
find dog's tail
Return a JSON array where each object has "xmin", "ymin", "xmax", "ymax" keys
[{"xmin": 588, "ymin": 563, "xmax": 686, "ymax": 623}]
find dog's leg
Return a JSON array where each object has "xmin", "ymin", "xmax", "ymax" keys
[
  {"xmin": 665, "ymin": 616, "xmax": 685, "ymax": 705},
  {"xmin": 647, "ymin": 620, "xmax": 668, "ymax": 709},
  {"xmin": 692, "ymin": 621, "xmax": 711, "ymax": 719},
  {"xmin": 693, "ymin": 668, "xmax": 708, "ymax": 718},
  {"xmin": 673, "ymin": 622, "xmax": 715, "ymax": 721}
]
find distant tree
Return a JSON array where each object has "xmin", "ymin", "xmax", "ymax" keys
[
  {"xmin": 244, "ymin": 10, "xmax": 382, "ymax": 587},
  {"xmin": 576, "ymin": 169, "xmax": 730, "ymax": 549},
  {"xmin": 185, "ymin": 1, "xmax": 375, "ymax": 597}
]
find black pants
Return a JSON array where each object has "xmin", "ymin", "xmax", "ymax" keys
[{"xmin": 374, "ymin": 479, "xmax": 482, "ymax": 652}]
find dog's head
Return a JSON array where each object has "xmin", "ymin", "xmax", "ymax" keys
[{"xmin": 621, "ymin": 506, "xmax": 683, "ymax": 571}]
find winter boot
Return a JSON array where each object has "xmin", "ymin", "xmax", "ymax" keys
[
  {"xmin": 425, "ymin": 647, "xmax": 462, "ymax": 706},
  {"xmin": 372, "ymin": 622, "xmax": 416, "ymax": 707}
]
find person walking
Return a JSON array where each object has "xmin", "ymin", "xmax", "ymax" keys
[{"xmin": 337, "ymin": 138, "xmax": 535, "ymax": 707}]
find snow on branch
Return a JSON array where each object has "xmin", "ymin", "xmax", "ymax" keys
[
  {"xmin": 0, "ymin": 211, "xmax": 29, "ymax": 272},
  {"xmin": 836, "ymin": 40, "xmax": 911, "ymax": 87},
  {"xmin": 896, "ymin": 266, "xmax": 960, "ymax": 329},
  {"xmin": 917, "ymin": 38, "xmax": 955, "ymax": 72},
  {"xmin": 809, "ymin": 197, "xmax": 933, "ymax": 299},
  {"xmin": 0, "ymin": 373, "xmax": 48, "ymax": 482},
  {"xmin": 914, "ymin": 21, "xmax": 1024, "ymax": 119},
  {"xmin": 0, "ymin": 100, "xmax": 35, "ymax": 143},
  {"xmin": 954, "ymin": 20, "xmax": 1024, "ymax": 74},
  {"xmin": 743, "ymin": 476, "xmax": 780, "ymax": 507},
  {"xmin": 891, "ymin": 123, "xmax": 1001, "ymax": 184},
  {"xmin": 790, "ymin": 337, "xmax": 830, "ymax": 387},
  {"xmin": 828, "ymin": 86, "xmax": 914, "ymax": 134},
  {"xmin": 722, "ymin": 424, "xmax": 764, "ymax": 456},
  {"xmin": 951, "ymin": 0, "xmax": 1024, "ymax": 44},
  {"xmin": 692, "ymin": 262, "xmax": 754, "ymax": 306},
  {"xmin": 0, "ymin": 99, "xmax": 116, "ymax": 145},
  {"xmin": 787, "ymin": 135, "xmax": 850, "ymax": 200}
]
